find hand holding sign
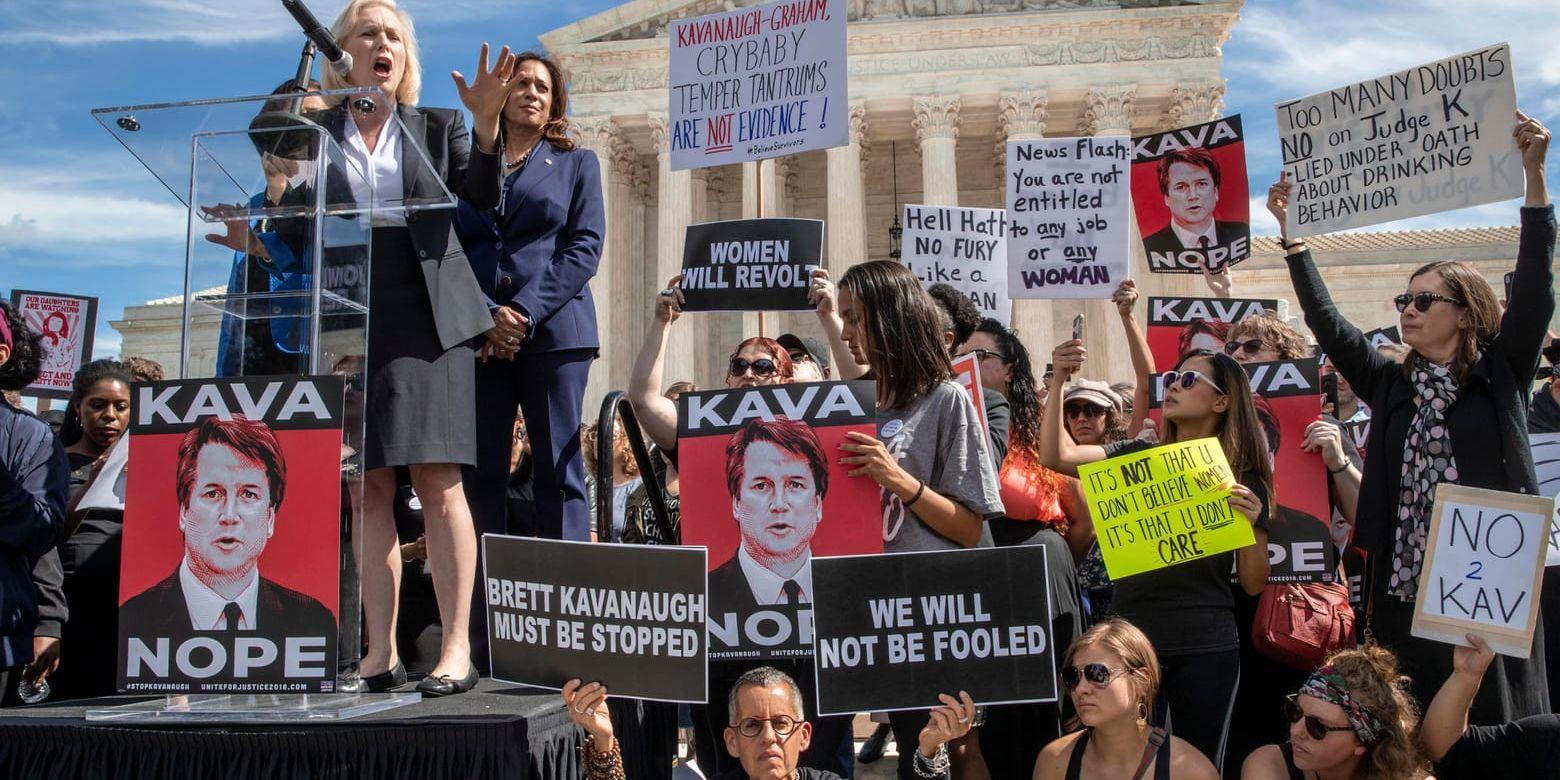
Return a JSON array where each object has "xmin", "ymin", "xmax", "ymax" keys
[
  {"xmin": 562, "ymin": 679, "xmax": 616, "ymax": 749},
  {"xmin": 918, "ymin": 691, "xmax": 977, "ymax": 760},
  {"xmin": 655, "ymin": 275, "xmax": 687, "ymax": 325},
  {"xmin": 1267, "ymin": 174, "xmax": 1294, "ymax": 242}
]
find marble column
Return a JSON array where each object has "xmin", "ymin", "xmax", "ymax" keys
[
  {"xmin": 1076, "ymin": 85, "xmax": 1138, "ymax": 382},
  {"xmin": 650, "ymin": 113, "xmax": 698, "ymax": 386},
  {"xmin": 826, "ymin": 101, "xmax": 869, "ymax": 273},
  {"xmin": 913, "ymin": 95, "xmax": 961, "ymax": 206},
  {"xmin": 995, "ymin": 90, "xmax": 1053, "ymax": 359},
  {"xmin": 571, "ymin": 116, "xmax": 619, "ymax": 405},
  {"xmin": 608, "ymin": 144, "xmax": 647, "ymax": 393}
]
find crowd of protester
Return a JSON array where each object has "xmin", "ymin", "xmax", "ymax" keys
[{"xmin": 2, "ymin": 1, "xmax": 1559, "ymax": 777}]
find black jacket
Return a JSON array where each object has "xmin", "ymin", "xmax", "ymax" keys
[
  {"xmin": 0, "ymin": 399, "xmax": 67, "ymax": 666},
  {"xmin": 119, "ymin": 570, "xmax": 335, "ymax": 639},
  {"xmin": 1284, "ymin": 206, "xmax": 1556, "ymax": 556}
]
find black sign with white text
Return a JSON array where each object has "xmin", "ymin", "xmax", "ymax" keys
[{"xmin": 679, "ymin": 218, "xmax": 824, "ymax": 312}]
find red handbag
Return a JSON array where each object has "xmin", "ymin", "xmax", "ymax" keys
[{"xmin": 1252, "ymin": 581, "xmax": 1356, "ymax": 671}]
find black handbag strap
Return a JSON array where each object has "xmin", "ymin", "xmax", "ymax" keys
[{"xmin": 1131, "ymin": 727, "xmax": 1168, "ymax": 780}]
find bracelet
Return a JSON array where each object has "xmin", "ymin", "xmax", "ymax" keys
[
  {"xmin": 903, "ymin": 480, "xmax": 927, "ymax": 508},
  {"xmin": 1328, "ymin": 461, "xmax": 1351, "ymax": 475},
  {"xmin": 913, "ymin": 743, "xmax": 951, "ymax": 778},
  {"xmin": 579, "ymin": 735, "xmax": 626, "ymax": 780},
  {"xmin": 1282, "ymin": 238, "xmax": 1306, "ymax": 251}
]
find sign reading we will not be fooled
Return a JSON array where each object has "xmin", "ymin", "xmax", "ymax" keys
[
  {"xmin": 668, "ymin": 0, "xmax": 847, "ymax": 171},
  {"xmin": 1077, "ymin": 438, "xmax": 1254, "ymax": 579},
  {"xmin": 484, "ymin": 535, "xmax": 709, "ymax": 703},
  {"xmin": 1276, "ymin": 43, "xmax": 1522, "ymax": 237},
  {"xmin": 1412, "ymin": 484, "xmax": 1553, "ymax": 659},
  {"xmin": 679, "ymin": 218, "xmax": 824, "ymax": 312},
  {"xmin": 1006, "ymin": 138, "xmax": 1131, "ymax": 299},
  {"xmin": 902, "ymin": 205, "xmax": 1010, "ymax": 325},
  {"xmin": 811, "ymin": 546, "xmax": 1056, "ymax": 715}
]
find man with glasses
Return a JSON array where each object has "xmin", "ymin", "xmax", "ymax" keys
[{"xmin": 777, "ymin": 334, "xmax": 832, "ymax": 382}]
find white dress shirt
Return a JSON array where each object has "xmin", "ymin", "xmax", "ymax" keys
[
  {"xmin": 1171, "ymin": 219, "xmax": 1219, "ymax": 250},
  {"xmin": 342, "ymin": 114, "xmax": 407, "ymax": 228},
  {"xmin": 179, "ymin": 558, "xmax": 260, "ymax": 630},
  {"xmin": 737, "ymin": 545, "xmax": 813, "ymax": 605}
]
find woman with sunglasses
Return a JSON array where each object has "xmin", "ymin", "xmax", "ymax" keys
[
  {"xmin": 1223, "ymin": 312, "xmax": 1310, "ymax": 365},
  {"xmin": 834, "ymin": 260, "xmax": 1006, "ymax": 779},
  {"xmin": 1034, "ymin": 619, "xmax": 1220, "ymax": 780},
  {"xmin": 1267, "ymin": 110, "xmax": 1554, "ymax": 724},
  {"xmin": 1042, "ymin": 342, "xmax": 1272, "ymax": 772},
  {"xmin": 1240, "ymin": 645, "xmax": 1427, "ymax": 780}
]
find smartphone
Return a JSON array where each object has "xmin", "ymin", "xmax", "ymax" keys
[
  {"xmin": 1072, "ymin": 314, "xmax": 1085, "ymax": 342},
  {"xmin": 1321, "ymin": 373, "xmax": 1340, "ymax": 415}
]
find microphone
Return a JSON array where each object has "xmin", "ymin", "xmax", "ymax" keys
[{"xmin": 281, "ymin": 0, "xmax": 352, "ymax": 77}]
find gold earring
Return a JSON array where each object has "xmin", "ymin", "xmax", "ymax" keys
[{"xmin": 1136, "ymin": 699, "xmax": 1148, "ymax": 727}]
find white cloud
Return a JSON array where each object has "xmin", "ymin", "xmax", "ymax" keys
[
  {"xmin": 0, "ymin": 0, "xmax": 552, "ymax": 46},
  {"xmin": 0, "ymin": 161, "xmax": 187, "ymax": 250}
]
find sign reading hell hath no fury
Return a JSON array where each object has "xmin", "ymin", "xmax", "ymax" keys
[
  {"xmin": 1077, "ymin": 438, "xmax": 1255, "ymax": 580},
  {"xmin": 1276, "ymin": 43, "xmax": 1522, "ymax": 237},
  {"xmin": 901, "ymin": 205, "xmax": 1010, "ymax": 324},
  {"xmin": 1412, "ymin": 484, "xmax": 1553, "ymax": 658},
  {"xmin": 1006, "ymin": 137, "xmax": 1132, "ymax": 299},
  {"xmin": 667, "ymin": 0, "xmax": 847, "ymax": 171}
]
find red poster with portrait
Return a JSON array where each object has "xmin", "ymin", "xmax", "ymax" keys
[
  {"xmin": 677, "ymin": 381, "xmax": 883, "ymax": 660},
  {"xmin": 1245, "ymin": 359, "xmax": 1335, "ymax": 583},
  {"xmin": 1132, "ymin": 116, "xmax": 1251, "ymax": 274},
  {"xmin": 118, "ymin": 376, "xmax": 343, "ymax": 693},
  {"xmin": 1145, "ymin": 295, "xmax": 1280, "ymax": 371}
]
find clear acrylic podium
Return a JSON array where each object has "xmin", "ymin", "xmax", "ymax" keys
[{"xmin": 85, "ymin": 87, "xmax": 452, "ymax": 721}]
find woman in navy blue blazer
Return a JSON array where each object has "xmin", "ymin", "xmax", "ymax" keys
[{"xmin": 454, "ymin": 51, "xmax": 602, "ymax": 595}]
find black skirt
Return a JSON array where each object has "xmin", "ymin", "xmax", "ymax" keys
[{"xmin": 363, "ymin": 227, "xmax": 476, "ymax": 470}]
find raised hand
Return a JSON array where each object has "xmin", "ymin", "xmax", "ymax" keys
[
  {"xmin": 918, "ymin": 691, "xmax": 977, "ymax": 758},
  {"xmin": 1267, "ymin": 173, "xmax": 1294, "ymax": 242},
  {"xmin": 1452, "ymin": 634, "xmax": 1496, "ymax": 679},
  {"xmin": 809, "ymin": 267, "xmax": 838, "ymax": 316},
  {"xmin": 1051, "ymin": 339, "xmax": 1087, "ymax": 382},
  {"xmin": 655, "ymin": 275, "xmax": 686, "ymax": 326},
  {"xmin": 1514, "ymin": 110, "xmax": 1551, "ymax": 174},
  {"xmin": 1112, "ymin": 278, "xmax": 1139, "ymax": 316},
  {"xmin": 452, "ymin": 43, "xmax": 519, "ymax": 125},
  {"xmin": 562, "ymin": 679, "xmax": 616, "ymax": 749},
  {"xmin": 1198, "ymin": 258, "xmax": 1233, "ymax": 299}
]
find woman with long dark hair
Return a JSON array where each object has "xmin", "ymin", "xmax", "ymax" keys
[
  {"xmin": 1265, "ymin": 111, "xmax": 1553, "ymax": 722},
  {"xmin": 1042, "ymin": 342, "xmax": 1271, "ymax": 771},
  {"xmin": 835, "ymin": 260, "xmax": 1005, "ymax": 779}
]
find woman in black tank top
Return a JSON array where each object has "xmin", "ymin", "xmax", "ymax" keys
[
  {"xmin": 1237, "ymin": 646, "xmax": 1429, "ymax": 780},
  {"xmin": 1034, "ymin": 620, "xmax": 1218, "ymax": 780}
]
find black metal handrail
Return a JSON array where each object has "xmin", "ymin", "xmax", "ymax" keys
[{"xmin": 594, "ymin": 390, "xmax": 675, "ymax": 544}]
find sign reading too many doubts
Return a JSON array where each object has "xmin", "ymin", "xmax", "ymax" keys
[{"xmin": 1077, "ymin": 438, "xmax": 1254, "ymax": 579}]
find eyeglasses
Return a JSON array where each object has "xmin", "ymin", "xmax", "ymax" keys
[
  {"xmin": 1284, "ymin": 695, "xmax": 1355, "ymax": 741},
  {"xmin": 1223, "ymin": 338, "xmax": 1266, "ymax": 357},
  {"xmin": 1064, "ymin": 404, "xmax": 1109, "ymax": 419},
  {"xmin": 1163, "ymin": 369, "xmax": 1225, "ymax": 395},
  {"xmin": 1394, "ymin": 291, "xmax": 1465, "ymax": 313},
  {"xmin": 732, "ymin": 715, "xmax": 801, "ymax": 738},
  {"xmin": 1062, "ymin": 663, "xmax": 1132, "ymax": 690},
  {"xmin": 729, "ymin": 357, "xmax": 778, "ymax": 378},
  {"xmin": 958, "ymin": 348, "xmax": 1009, "ymax": 364}
]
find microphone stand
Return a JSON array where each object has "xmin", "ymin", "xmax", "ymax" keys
[{"xmin": 249, "ymin": 40, "xmax": 324, "ymax": 161}]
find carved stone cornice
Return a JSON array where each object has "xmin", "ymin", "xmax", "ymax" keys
[
  {"xmin": 1077, "ymin": 85, "xmax": 1136, "ymax": 135},
  {"xmin": 995, "ymin": 89, "xmax": 1048, "ymax": 166},
  {"xmin": 647, "ymin": 112, "xmax": 671, "ymax": 154},
  {"xmin": 569, "ymin": 115, "xmax": 616, "ymax": 153},
  {"xmin": 913, "ymin": 95, "xmax": 961, "ymax": 144},
  {"xmin": 1157, "ymin": 79, "xmax": 1226, "ymax": 130},
  {"xmin": 850, "ymin": 101, "xmax": 870, "ymax": 173}
]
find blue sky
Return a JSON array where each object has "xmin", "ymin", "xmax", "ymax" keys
[{"xmin": 1, "ymin": 0, "xmax": 1556, "ymax": 360}]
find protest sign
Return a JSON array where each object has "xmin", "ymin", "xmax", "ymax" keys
[
  {"xmin": 902, "ymin": 205, "xmax": 1010, "ymax": 324},
  {"xmin": 483, "ymin": 535, "xmax": 708, "ymax": 703},
  {"xmin": 811, "ymin": 546, "xmax": 1055, "ymax": 715},
  {"xmin": 1411, "ymin": 484, "xmax": 1552, "ymax": 658},
  {"xmin": 667, "ymin": 0, "xmax": 847, "ymax": 171},
  {"xmin": 1145, "ymin": 296, "xmax": 1279, "ymax": 369},
  {"xmin": 1276, "ymin": 43, "xmax": 1521, "ymax": 237},
  {"xmin": 1005, "ymin": 137, "xmax": 1131, "ymax": 299},
  {"xmin": 118, "ymin": 376, "xmax": 343, "ymax": 693},
  {"xmin": 1077, "ymin": 438, "xmax": 1254, "ymax": 579},
  {"xmin": 1530, "ymin": 433, "xmax": 1560, "ymax": 567},
  {"xmin": 1131, "ymin": 116, "xmax": 1251, "ymax": 274},
  {"xmin": 678, "ymin": 381, "xmax": 882, "ymax": 660},
  {"xmin": 1342, "ymin": 418, "xmax": 1370, "ymax": 460},
  {"xmin": 1246, "ymin": 359, "xmax": 1335, "ymax": 582},
  {"xmin": 1364, "ymin": 326, "xmax": 1403, "ymax": 350},
  {"xmin": 950, "ymin": 352, "xmax": 988, "ymax": 437},
  {"xmin": 679, "ymin": 218, "xmax": 824, "ymax": 312},
  {"xmin": 11, "ymin": 289, "xmax": 98, "ymax": 399}
]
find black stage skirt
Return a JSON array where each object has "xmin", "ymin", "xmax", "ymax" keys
[{"xmin": 364, "ymin": 227, "xmax": 476, "ymax": 470}]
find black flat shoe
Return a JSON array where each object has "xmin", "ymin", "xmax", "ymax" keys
[
  {"xmin": 335, "ymin": 673, "xmax": 367, "ymax": 695},
  {"xmin": 363, "ymin": 662, "xmax": 406, "ymax": 693},
  {"xmin": 416, "ymin": 667, "xmax": 479, "ymax": 697}
]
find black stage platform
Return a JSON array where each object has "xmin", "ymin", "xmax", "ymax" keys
[{"xmin": 0, "ymin": 680, "xmax": 587, "ymax": 780}]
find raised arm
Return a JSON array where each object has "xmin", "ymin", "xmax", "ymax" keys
[
  {"xmin": 1039, "ymin": 339, "xmax": 1109, "ymax": 477},
  {"xmin": 1267, "ymin": 176, "xmax": 1393, "ymax": 403},
  {"xmin": 1113, "ymin": 279, "xmax": 1155, "ymax": 436},
  {"xmin": 809, "ymin": 268, "xmax": 865, "ymax": 380},
  {"xmin": 1496, "ymin": 111, "xmax": 1556, "ymax": 378},
  {"xmin": 1422, "ymin": 634, "xmax": 1494, "ymax": 761},
  {"xmin": 627, "ymin": 278, "xmax": 684, "ymax": 451},
  {"xmin": 449, "ymin": 44, "xmax": 514, "ymax": 209}
]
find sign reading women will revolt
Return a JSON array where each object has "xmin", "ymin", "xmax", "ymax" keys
[
  {"xmin": 901, "ymin": 205, "xmax": 1010, "ymax": 324},
  {"xmin": 1412, "ymin": 484, "xmax": 1552, "ymax": 658},
  {"xmin": 1276, "ymin": 43, "xmax": 1521, "ymax": 237},
  {"xmin": 1005, "ymin": 138, "xmax": 1131, "ymax": 299},
  {"xmin": 679, "ymin": 218, "xmax": 824, "ymax": 311},
  {"xmin": 668, "ymin": 0, "xmax": 847, "ymax": 171},
  {"xmin": 1077, "ymin": 438, "xmax": 1254, "ymax": 579}
]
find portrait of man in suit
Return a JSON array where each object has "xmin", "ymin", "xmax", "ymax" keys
[
  {"xmin": 1140, "ymin": 146, "xmax": 1246, "ymax": 255},
  {"xmin": 119, "ymin": 415, "xmax": 332, "ymax": 636},
  {"xmin": 707, "ymin": 417, "xmax": 829, "ymax": 609}
]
